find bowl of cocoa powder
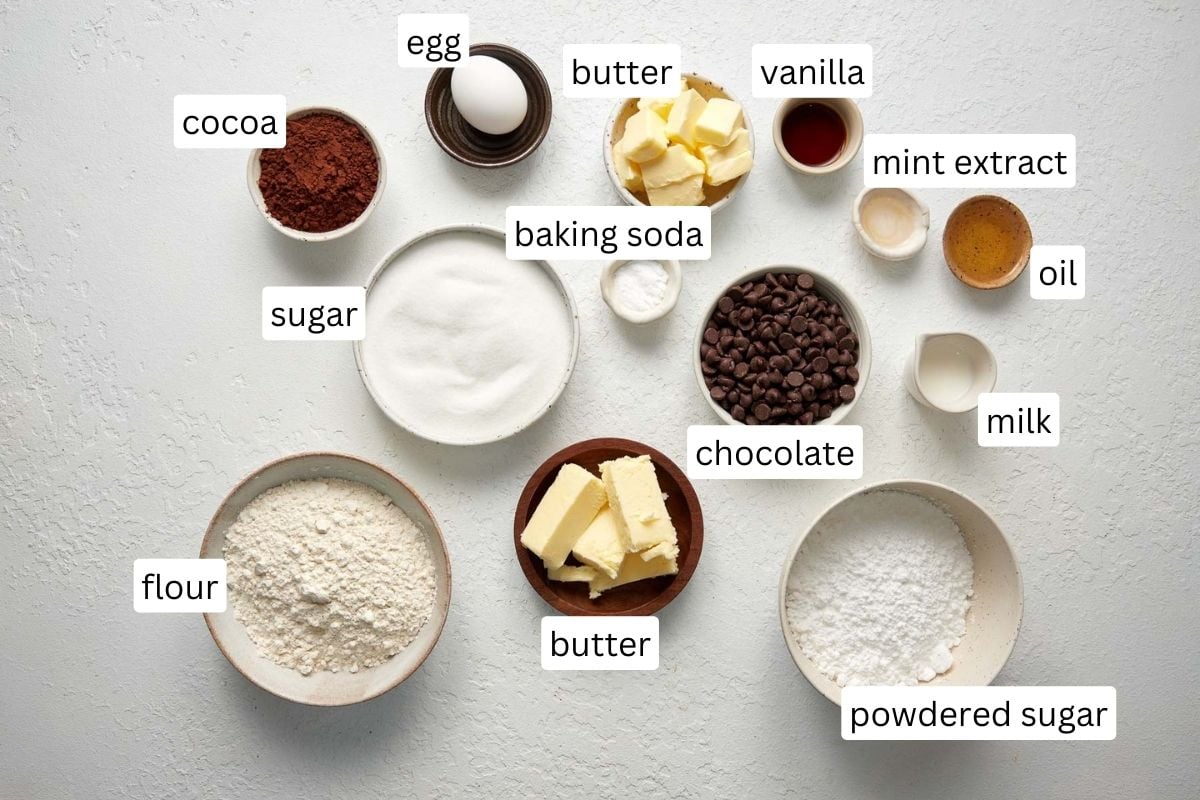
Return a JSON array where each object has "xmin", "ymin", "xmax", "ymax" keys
[
  {"xmin": 247, "ymin": 106, "xmax": 386, "ymax": 242},
  {"xmin": 694, "ymin": 266, "xmax": 872, "ymax": 426}
]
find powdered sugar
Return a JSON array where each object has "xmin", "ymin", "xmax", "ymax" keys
[
  {"xmin": 224, "ymin": 478, "xmax": 436, "ymax": 676},
  {"xmin": 785, "ymin": 490, "xmax": 974, "ymax": 686}
]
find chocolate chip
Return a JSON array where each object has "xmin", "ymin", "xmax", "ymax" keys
[
  {"xmin": 786, "ymin": 371, "xmax": 805, "ymax": 387},
  {"xmin": 704, "ymin": 327, "xmax": 719, "ymax": 345},
  {"xmin": 797, "ymin": 273, "xmax": 815, "ymax": 290},
  {"xmin": 812, "ymin": 356, "xmax": 829, "ymax": 373},
  {"xmin": 710, "ymin": 386, "xmax": 726, "ymax": 401},
  {"xmin": 754, "ymin": 403, "xmax": 771, "ymax": 421},
  {"xmin": 839, "ymin": 384, "xmax": 856, "ymax": 402},
  {"xmin": 718, "ymin": 296, "xmax": 734, "ymax": 314}
]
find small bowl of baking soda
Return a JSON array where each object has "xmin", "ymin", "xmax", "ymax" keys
[{"xmin": 600, "ymin": 259, "xmax": 682, "ymax": 324}]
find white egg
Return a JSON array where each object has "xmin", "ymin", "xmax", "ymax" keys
[{"xmin": 450, "ymin": 55, "xmax": 529, "ymax": 136}]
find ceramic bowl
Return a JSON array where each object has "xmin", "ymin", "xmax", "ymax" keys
[
  {"xmin": 694, "ymin": 265, "xmax": 872, "ymax": 426},
  {"xmin": 772, "ymin": 97, "xmax": 864, "ymax": 175},
  {"xmin": 778, "ymin": 480, "xmax": 1023, "ymax": 705},
  {"xmin": 852, "ymin": 187, "xmax": 930, "ymax": 261},
  {"xmin": 513, "ymin": 438, "xmax": 703, "ymax": 616},
  {"xmin": 201, "ymin": 452, "xmax": 452, "ymax": 706},
  {"xmin": 943, "ymin": 194, "xmax": 1033, "ymax": 289},
  {"xmin": 600, "ymin": 259, "xmax": 682, "ymax": 324},
  {"xmin": 353, "ymin": 224, "xmax": 579, "ymax": 446},
  {"xmin": 424, "ymin": 43, "xmax": 552, "ymax": 168},
  {"xmin": 246, "ymin": 106, "xmax": 386, "ymax": 242},
  {"xmin": 603, "ymin": 73, "xmax": 753, "ymax": 213}
]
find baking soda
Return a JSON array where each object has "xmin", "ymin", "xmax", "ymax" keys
[
  {"xmin": 785, "ymin": 490, "xmax": 974, "ymax": 686},
  {"xmin": 612, "ymin": 260, "xmax": 668, "ymax": 313}
]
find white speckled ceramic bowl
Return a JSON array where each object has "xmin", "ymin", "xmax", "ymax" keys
[
  {"xmin": 603, "ymin": 73, "xmax": 753, "ymax": 213},
  {"xmin": 693, "ymin": 265, "xmax": 871, "ymax": 426},
  {"xmin": 779, "ymin": 480, "xmax": 1023, "ymax": 705},
  {"xmin": 600, "ymin": 258, "xmax": 682, "ymax": 324},
  {"xmin": 246, "ymin": 106, "xmax": 386, "ymax": 242},
  {"xmin": 201, "ymin": 452, "xmax": 451, "ymax": 706}
]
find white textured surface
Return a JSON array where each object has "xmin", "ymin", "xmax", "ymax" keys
[{"xmin": 2, "ymin": 1, "xmax": 1198, "ymax": 797}]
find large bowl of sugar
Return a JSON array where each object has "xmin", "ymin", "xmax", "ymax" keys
[
  {"xmin": 778, "ymin": 480, "xmax": 1023, "ymax": 705},
  {"xmin": 201, "ymin": 452, "xmax": 452, "ymax": 706}
]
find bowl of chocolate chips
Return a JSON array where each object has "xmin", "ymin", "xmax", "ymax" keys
[{"xmin": 695, "ymin": 266, "xmax": 871, "ymax": 426}]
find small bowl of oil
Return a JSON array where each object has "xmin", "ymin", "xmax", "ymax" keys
[{"xmin": 942, "ymin": 195, "xmax": 1033, "ymax": 289}]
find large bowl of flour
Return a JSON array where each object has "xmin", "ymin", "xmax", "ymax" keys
[
  {"xmin": 355, "ymin": 224, "xmax": 579, "ymax": 445},
  {"xmin": 778, "ymin": 480, "xmax": 1022, "ymax": 705},
  {"xmin": 201, "ymin": 452, "xmax": 451, "ymax": 706}
]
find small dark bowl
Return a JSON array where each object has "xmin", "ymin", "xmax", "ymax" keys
[
  {"xmin": 514, "ymin": 438, "xmax": 703, "ymax": 616},
  {"xmin": 425, "ymin": 43, "xmax": 552, "ymax": 168}
]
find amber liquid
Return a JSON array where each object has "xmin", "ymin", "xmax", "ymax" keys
[
  {"xmin": 945, "ymin": 200, "xmax": 1030, "ymax": 284},
  {"xmin": 781, "ymin": 102, "xmax": 847, "ymax": 166}
]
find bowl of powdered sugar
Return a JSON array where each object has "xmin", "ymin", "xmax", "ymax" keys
[
  {"xmin": 201, "ymin": 452, "xmax": 451, "ymax": 706},
  {"xmin": 779, "ymin": 480, "xmax": 1022, "ymax": 705}
]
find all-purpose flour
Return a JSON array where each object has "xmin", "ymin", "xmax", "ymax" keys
[
  {"xmin": 785, "ymin": 490, "xmax": 974, "ymax": 686},
  {"xmin": 224, "ymin": 478, "xmax": 436, "ymax": 676}
]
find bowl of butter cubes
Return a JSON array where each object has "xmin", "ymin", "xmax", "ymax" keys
[
  {"xmin": 604, "ymin": 73, "xmax": 754, "ymax": 212},
  {"xmin": 514, "ymin": 437, "xmax": 704, "ymax": 615}
]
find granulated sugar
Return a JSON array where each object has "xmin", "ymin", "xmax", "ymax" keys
[
  {"xmin": 785, "ymin": 490, "xmax": 974, "ymax": 686},
  {"xmin": 224, "ymin": 478, "xmax": 436, "ymax": 676}
]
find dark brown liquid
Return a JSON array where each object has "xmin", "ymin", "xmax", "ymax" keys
[{"xmin": 781, "ymin": 102, "xmax": 847, "ymax": 166}]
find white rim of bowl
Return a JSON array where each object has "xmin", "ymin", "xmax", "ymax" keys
[
  {"xmin": 600, "ymin": 258, "xmax": 683, "ymax": 324},
  {"xmin": 776, "ymin": 478, "xmax": 1025, "ymax": 705},
  {"xmin": 771, "ymin": 97, "xmax": 863, "ymax": 176},
  {"xmin": 851, "ymin": 186, "xmax": 930, "ymax": 261},
  {"xmin": 200, "ymin": 450, "xmax": 452, "ymax": 706},
  {"xmin": 602, "ymin": 73, "xmax": 754, "ymax": 214},
  {"xmin": 353, "ymin": 224, "xmax": 581, "ymax": 446},
  {"xmin": 692, "ymin": 264, "xmax": 872, "ymax": 426},
  {"xmin": 246, "ymin": 105, "xmax": 387, "ymax": 242}
]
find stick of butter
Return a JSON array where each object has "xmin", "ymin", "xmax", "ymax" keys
[
  {"xmin": 619, "ymin": 108, "xmax": 669, "ymax": 163},
  {"xmin": 645, "ymin": 173, "xmax": 705, "ymax": 206},
  {"xmin": 520, "ymin": 463, "xmax": 607, "ymax": 570},
  {"xmin": 693, "ymin": 98, "xmax": 743, "ymax": 147},
  {"xmin": 571, "ymin": 505, "xmax": 624, "ymax": 579},
  {"xmin": 599, "ymin": 455, "xmax": 678, "ymax": 552},
  {"xmin": 589, "ymin": 548, "xmax": 678, "ymax": 599},
  {"xmin": 699, "ymin": 127, "xmax": 753, "ymax": 186},
  {"xmin": 665, "ymin": 88, "xmax": 707, "ymax": 146}
]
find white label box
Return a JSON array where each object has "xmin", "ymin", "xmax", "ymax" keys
[
  {"xmin": 506, "ymin": 206, "xmax": 711, "ymax": 260},
  {"xmin": 751, "ymin": 44, "xmax": 873, "ymax": 97},
  {"xmin": 686, "ymin": 425, "xmax": 863, "ymax": 480},
  {"xmin": 978, "ymin": 392, "xmax": 1060, "ymax": 447},
  {"xmin": 1030, "ymin": 245, "xmax": 1085, "ymax": 299},
  {"xmin": 262, "ymin": 286, "xmax": 365, "ymax": 341},
  {"xmin": 863, "ymin": 134, "xmax": 1076, "ymax": 188},
  {"xmin": 842, "ymin": 686, "xmax": 1116, "ymax": 740},
  {"xmin": 541, "ymin": 616, "xmax": 659, "ymax": 670},
  {"xmin": 397, "ymin": 14, "xmax": 468, "ymax": 66},
  {"xmin": 134, "ymin": 559, "xmax": 226, "ymax": 613},
  {"xmin": 173, "ymin": 95, "xmax": 286, "ymax": 149},
  {"xmin": 562, "ymin": 44, "xmax": 681, "ymax": 98}
]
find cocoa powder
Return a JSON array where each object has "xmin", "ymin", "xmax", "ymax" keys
[{"xmin": 258, "ymin": 113, "xmax": 379, "ymax": 233}]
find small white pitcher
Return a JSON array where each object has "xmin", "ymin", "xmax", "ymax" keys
[{"xmin": 904, "ymin": 332, "xmax": 997, "ymax": 413}]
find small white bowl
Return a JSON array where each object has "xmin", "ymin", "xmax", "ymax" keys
[
  {"xmin": 201, "ymin": 452, "xmax": 451, "ymax": 706},
  {"xmin": 694, "ymin": 265, "xmax": 871, "ymax": 426},
  {"xmin": 247, "ymin": 106, "xmax": 386, "ymax": 242},
  {"xmin": 852, "ymin": 187, "xmax": 930, "ymax": 261},
  {"xmin": 779, "ymin": 480, "xmax": 1023, "ymax": 705},
  {"xmin": 603, "ymin": 73, "xmax": 753, "ymax": 214},
  {"xmin": 772, "ymin": 97, "xmax": 863, "ymax": 175},
  {"xmin": 600, "ymin": 259, "xmax": 682, "ymax": 324}
]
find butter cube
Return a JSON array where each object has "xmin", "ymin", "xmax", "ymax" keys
[
  {"xmin": 639, "ymin": 144, "xmax": 704, "ymax": 190},
  {"xmin": 599, "ymin": 455, "xmax": 678, "ymax": 552},
  {"xmin": 699, "ymin": 127, "xmax": 753, "ymax": 186},
  {"xmin": 639, "ymin": 540, "xmax": 679, "ymax": 563},
  {"xmin": 693, "ymin": 98, "xmax": 743, "ymax": 147},
  {"xmin": 571, "ymin": 506, "xmax": 625, "ymax": 579},
  {"xmin": 589, "ymin": 548, "xmax": 679, "ymax": 599},
  {"xmin": 665, "ymin": 88, "xmax": 707, "ymax": 146},
  {"xmin": 619, "ymin": 109, "xmax": 669, "ymax": 163},
  {"xmin": 547, "ymin": 565, "xmax": 598, "ymax": 583},
  {"xmin": 611, "ymin": 143, "xmax": 644, "ymax": 192},
  {"xmin": 636, "ymin": 79, "xmax": 687, "ymax": 119},
  {"xmin": 519, "ymin": 463, "xmax": 607, "ymax": 569},
  {"xmin": 645, "ymin": 173, "xmax": 705, "ymax": 206}
]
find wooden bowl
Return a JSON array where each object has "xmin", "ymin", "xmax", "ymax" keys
[
  {"xmin": 514, "ymin": 438, "xmax": 703, "ymax": 616},
  {"xmin": 943, "ymin": 194, "xmax": 1033, "ymax": 289},
  {"xmin": 424, "ymin": 43, "xmax": 552, "ymax": 168}
]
